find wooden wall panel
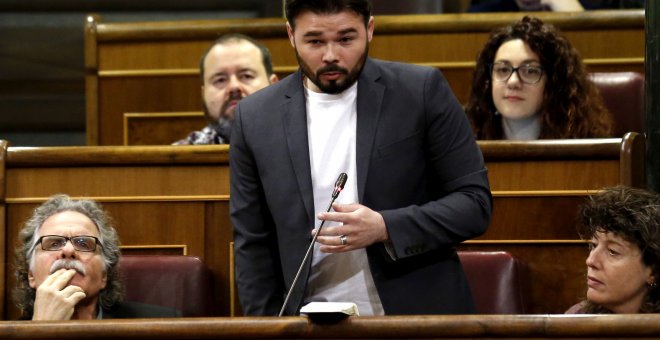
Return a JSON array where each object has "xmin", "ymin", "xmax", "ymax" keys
[
  {"xmin": 87, "ymin": 10, "xmax": 644, "ymax": 145},
  {"xmin": 1, "ymin": 137, "xmax": 645, "ymax": 318},
  {"xmin": 487, "ymin": 160, "xmax": 620, "ymax": 191},
  {"xmin": 487, "ymin": 196, "xmax": 584, "ymax": 240},
  {"xmin": 6, "ymin": 166, "xmax": 228, "ymax": 198},
  {"xmin": 124, "ymin": 112, "xmax": 206, "ymax": 145}
]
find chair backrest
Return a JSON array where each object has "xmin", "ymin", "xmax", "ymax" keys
[
  {"xmin": 118, "ymin": 255, "xmax": 214, "ymax": 317},
  {"xmin": 458, "ymin": 251, "xmax": 530, "ymax": 314},
  {"xmin": 589, "ymin": 71, "xmax": 645, "ymax": 137}
]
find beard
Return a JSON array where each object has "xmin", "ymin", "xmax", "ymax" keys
[
  {"xmin": 203, "ymin": 91, "xmax": 243, "ymax": 125},
  {"xmin": 295, "ymin": 42, "xmax": 369, "ymax": 95},
  {"xmin": 203, "ymin": 100, "xmax": 234, "ymax": 143}
]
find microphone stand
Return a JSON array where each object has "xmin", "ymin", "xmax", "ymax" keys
[{"xmin": 278, "ymin": 173, "xmax": 347, "ymax": 317}]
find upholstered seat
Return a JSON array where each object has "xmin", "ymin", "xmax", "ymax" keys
[
  {"xmin": 590, "ymin": 72, "xmax": 645, "ymax": 137},
  {"xmin": 458, "ymin": 251, "xmax": 530, "ymax": 314},
  {"xmin": 118, "ymin": 255, "xmax": 214, "ymax": 317}
]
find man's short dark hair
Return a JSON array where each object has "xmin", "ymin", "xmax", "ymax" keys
[
  {"xmin": 199, "ymin": 33, "xmax": 274, "ymax": 82},
  {"xmin": 285, "ymin": 0, "xmax": 372, "ymax": 31}
]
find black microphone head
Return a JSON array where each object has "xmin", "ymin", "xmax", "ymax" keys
[{"xmin": 332, "ymin": 173, "xmax": 348, "ymax": 198}]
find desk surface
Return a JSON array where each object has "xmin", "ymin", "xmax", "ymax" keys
[{"xmin": 2, "ymin": 315, "xmax": 660, "ymax": 339}]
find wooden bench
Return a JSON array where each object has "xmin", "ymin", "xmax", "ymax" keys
[
  {"xmin": 0, "ymin": 133, "xmax": 645, "ymax": 318},
  {"xmin": 85, "ymin": 10, "xmax": 644, "ymax": 145}
]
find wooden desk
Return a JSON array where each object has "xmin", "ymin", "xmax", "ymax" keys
[
  {"xmin": 85, "ymin": 10, "xmax": 644, "ymax": 145},
  {"xmin": 3, "ymin": 315, "xmax": 660, "ymax": 339},
  {"xmin": 0, "ymin": 134, "xmax": 645, "ymax": 319}
]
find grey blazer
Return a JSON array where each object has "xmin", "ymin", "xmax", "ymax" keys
[{"xmin": 230, "ymin": 58, "xmax": 492, "ymax": 316}]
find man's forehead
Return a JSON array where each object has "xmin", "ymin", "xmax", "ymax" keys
[
  {"xmin": 39, "ymin": 211, "xmax": 100, "ymax": 236},
  {"xmin": 293, "ymin": 9, "xmax": 366, "ymax": 33},
  {"xmin": 204, "ymin": 42, "xmax": 264, "ymax": 73}
]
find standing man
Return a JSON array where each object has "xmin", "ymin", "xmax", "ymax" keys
[
  {"xmin": 174, "ymin": 34, "xmax": 279, "ymax": 145},
  {"xmin": 230, "ymin": 0, "xmax": 491, "ymax": 316}
]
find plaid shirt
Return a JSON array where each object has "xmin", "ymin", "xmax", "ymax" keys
[{"xmin": 173, "ymin": 125, "xmax": 229, "ymax": 145}]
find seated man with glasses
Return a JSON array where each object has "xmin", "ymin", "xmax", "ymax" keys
[
  {"xmin": 14, "ymin": 194, "xmax": 181, "ymax": 320},
  {"xmin": 465, "ymin": 16, "xmax": 613, "ymax": 140}
]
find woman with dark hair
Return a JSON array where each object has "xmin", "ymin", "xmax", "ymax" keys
[
  {"xmin": 566, "ymin": 186, "xmax": 660, "ymax": 314},
  {"xmin": 465, "ymin": 16, "xmax": 612, "ymax": 140}
]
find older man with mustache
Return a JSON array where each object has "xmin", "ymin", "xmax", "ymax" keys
[{"xmin": 14, "ymin": 194, "xmax": 179, "ymax": 320}]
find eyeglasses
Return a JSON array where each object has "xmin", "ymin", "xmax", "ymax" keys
[
  {"xmin": 36, "ymin": 235, "xmax": 101, "ymax": 252},
  {"xmin": 490, "ymin": 62, "xmax": 544, "ymax": 84}
]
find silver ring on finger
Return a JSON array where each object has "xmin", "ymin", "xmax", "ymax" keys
[{"xmin": 339, "ymin": 235, "xmax": 348, "ymax": 246}]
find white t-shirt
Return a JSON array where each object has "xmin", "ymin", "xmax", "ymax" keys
[{"xmin": 303, "ymin": 82, "xmax": 384, "ymax": 316}]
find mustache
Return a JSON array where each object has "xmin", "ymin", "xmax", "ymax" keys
[
  {"xmin": 50, "ymin": 259, "xmax": 86, "ymax": 276},
  {"xmin": 316, "ymin": 64, "xmax": 348, "ymax": 77},
  {"xmin": 224, "ymin": 92, "xmax": 243, "ymax": 105}
]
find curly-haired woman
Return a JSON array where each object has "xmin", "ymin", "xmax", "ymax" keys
[
  {"xmin": 465, "ymin": 16, "xmax": 612, "ymax": 140},
  {"xmin": 566, "ymin": 186, "xmax": 660, "ymax": 314}
]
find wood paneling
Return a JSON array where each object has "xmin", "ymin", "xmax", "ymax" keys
[
  {"xmin": 0, "ymin": 140, "xmax": 6, "ymax": 320},
  {"xmin": 86, "ymin": 10, "xmax": 645, "ymax": 145},
  {"xmin": 124, "ymin": 112, "xmax": 206, "ymax": 146},
  {"xmin": 0, "ymin": 135, "xmax": 646, "ymax": 318}
]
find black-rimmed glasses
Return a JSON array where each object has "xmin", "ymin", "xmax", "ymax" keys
[
  {"xmin": 36, "ymin": 235, "xmax": 101, "ymax": 252},
  {"xmin": 490, "ymin": 62, "xmax": 544, "ymax": 84}
]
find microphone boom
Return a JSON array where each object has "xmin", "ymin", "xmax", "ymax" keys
[{"xmin": 278, "ymin": 172, "xmax": 348, "ymax": 316}]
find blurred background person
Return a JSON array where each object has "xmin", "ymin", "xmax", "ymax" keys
[
  {"xmin": 465, "ymin": 16, "xmax": 612, "ymax": 140},
  {"xmin": 566, "ymin": 186, "xmax": 660, "ymax": 314},
  {"xmin": 174, "ymin": 34, "xmax": 278, "ymax": 145}
]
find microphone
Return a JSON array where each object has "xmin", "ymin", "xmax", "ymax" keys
[{"xmin": 278, "ymin": 172, "xmax": 348, "ymax": 317}]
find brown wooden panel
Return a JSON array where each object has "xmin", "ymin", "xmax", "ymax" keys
[
  {"xmin": 99, "ymin": 77, "xmax": 201, "ymax": 145},
  {"xmin": 487, "ymin": 160, "xmax": 620, "ymax": 191},
  {"xmin": 124, "ymin": 112, "xmax": 206, "ymax": 145},
  {"xmin": 486, "ymin": 195, "xmax": 585, "ymax": 240},
  {"xmin": 0, "ymin": 140, "xmax": 6, "ymax": 320},
  {"xmin": 204, "ymin": 201, "xmax": 233, "ymax": 317},
  {"xmin": 87, "ymin": 11, "xmax": 644, "ymax": 145},
  {"xmin": 6, "ymin": 166, "xmax": 228, "ymax": 198}
]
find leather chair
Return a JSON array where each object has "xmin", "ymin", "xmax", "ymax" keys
[
  {"xmin": 118, "ymin": 255, "xmax": 214, "ymax": 317},
  {"xmin": 589, "ymin": 72, "xmax": 645, "ymax": 137},
  {"xmin": 458, "ymin": 251, "xmax": 530, "ymax": 314}
]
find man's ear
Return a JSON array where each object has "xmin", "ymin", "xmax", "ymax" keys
[
  {"xmin": 101, "ymin": 270, "xmax": 108, "ymax": 290},
  {"xmin": 367, "ymin": 16, "xmax": 374, "ymax": 42},
  {"xmin": 28, "ymin": 271, "xmax": 36, "ymax": 289},
  {"xmin": 269, "ymin": 74, "xmax": 280, "ymax": 84},
  {"xmin": 286, "ymin": 22, "xmax": 296, "ymax": 48}
]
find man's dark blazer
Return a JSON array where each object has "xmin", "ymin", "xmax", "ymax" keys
[{"xmin": 230, "ymin": 58, "xmax": 492, "ymax": 316}]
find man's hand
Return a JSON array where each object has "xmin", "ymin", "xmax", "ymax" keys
[
  {"xmin": 32, "ymin": 269, "xmax": 86, "ymax": 320},
  {"xmin": 312, "ymin": 202, "xmax": 389, "ymax": 253}
]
